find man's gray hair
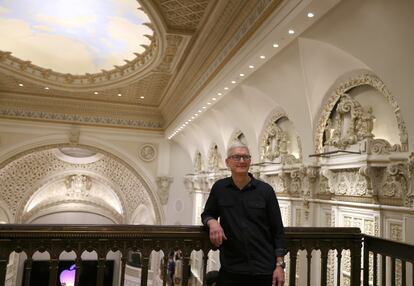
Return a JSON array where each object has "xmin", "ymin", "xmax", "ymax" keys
[{"xmin": 227, "ymin": 141, "xmax": 250, "ymax": 157}]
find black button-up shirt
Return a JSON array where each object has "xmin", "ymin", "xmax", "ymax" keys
[{"xmin": 201, "ymin": 174, "xmax": 286, "ymax": 275}]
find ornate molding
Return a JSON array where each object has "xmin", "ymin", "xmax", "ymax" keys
[
  {"xmin": 138, "ymin": 144, "xmax": 157, "ymax": 162},
  {"xmin": 0, "ymin": 144, "xmax": 162, "ymax": 223},
  {"xmin": 259, "ymin": 112, "xmax": 302, "ymax": 164},
  {"xmin": 0, "ymin": 107, "xmax": 163, "ymax": 129},
  {"xmin": 0, "ymin": 33, "xmax": 158, "ymax": 88},
  {"xmin": 315, "ymin": 73, "xmax": 408, "ymax": 154}
]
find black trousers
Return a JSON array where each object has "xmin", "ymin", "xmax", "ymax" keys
[{"xmin": 217, "ymin": 269, "xmax": 272, "ymax": 286}]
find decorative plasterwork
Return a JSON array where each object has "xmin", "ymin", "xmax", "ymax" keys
[
  {"xmin": 207, "ymin": 144, "xmax": 224, "ymax": 172},
  {"xmin": 157, "ymin": 0, "xmax": 210, "ymax": 31},
  {"xmin": 259, "ymin": 112, "xmax": 302, "ymax": 163},
  {"xmin": 0, "ymin": 107, "xmax": 163, "ymax": 129},
  {"xmin": 0, "ymin": 37, "xmax": 157, "ymax": 87},
  {"xmin": 162, "ymin": 0, "xmax": 283, "ymax": 123},
  {"xmin": 229, "ymin": 130, "xmax": 247, "ymax": 147},
  {"xmin": 156, "ymin": 176, "xmax": 173, "ymax": 205},
  {"xmin": 138, "ymin": 143, "xmax": 157, "ymax": 162},
  {"xmin": 314, "ymin": 73, "xmax": 408, "ymax": 154},
  {"xmin": 194, "ymin": 151, "xmax": 204, "ymax": 173},
  {"xmin": 0, "ymin": 144, "xmax": 162, "ymax": 223}
]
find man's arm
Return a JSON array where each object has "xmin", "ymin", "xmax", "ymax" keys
[{"xmin": 200, "ymin": 184, "xmax": 227, "ymax": 247}]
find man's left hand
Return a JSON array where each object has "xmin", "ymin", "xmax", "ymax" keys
[{"xmin": 272, "ymin": 266, "xmax": 285, "ymax": 286}]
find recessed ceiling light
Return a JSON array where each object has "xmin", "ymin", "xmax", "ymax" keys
[
  {"xmin": 189, "ymin": 119, "xmax": 192, "ymax": 122},
  {"xmin": 260, "ymin": 55, "xmax": 266, "ymax": 59},
  {"xmin": 198, "ymin": 110, "xmax": 202, "ymax": 113},
  {"xmin": 217, "ymin": 92, "xmax": 222, "ymax": 96},
  {"xmin": 117, "ymin": 93, "xmax": 122, "ymax": 96},
  {"xmin": 94, "ymin": 91, "xmax": 99, "ymax": 95},
  {"xmin": 240, "ymin": 73, "xmax": 245, "ymax": 77},
  {"xmin": 224, "ymin": 87, "xmax": 229, "ymax": 90},
  {"xmin": 207, "ymin": 102, "xmax": 211, "ymax": 105},
  {"xmin": 288, "ymin": 29, "xmax": 295, "ymax": 34},
  {"xmin": 212, "ymin": 97, "xmax": 217, "ymax": 101},
  {"xmin": 202, "ymin": 106, "xmax": 206, "ymax": 109},
  {"xmin": 44, "ymin": 87, "xmax": 49, "ymax": 90},
  {"xmin": 195, "ymin": 113, "xmax": 199, "ymax": 116},
  {"xmin": 231, "ymin": 80, "xmax": 236, "ymax": 84},
  {"xmin": 18, "ymin": 83, "xmax": 24, "ymax": 87},
  {"xmin": 140, "ymin": 96, "xmax": 144, "ymax": 99},
  {"xmin": 273, "ymin": 43, "xmax": 279, "ymax": 48},
  {"xmin": 249, "ymin": 65, "xmax": 254, "ymax": 69},
  {"xmin": 307, "ymin": 12, "xmax": 315, "ymax": 18},
  {"xmin": 191, "ymin": 116, "xmax": 195, "ymax": 119}
]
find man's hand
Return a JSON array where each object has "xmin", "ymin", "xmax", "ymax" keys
[
  {"xmin": 272, "ymin": 265, "xmax": 285, "ymax": 286},
  {"xmin": 207, "ymin": 219, "xmax": 227, "ymax": 247}
]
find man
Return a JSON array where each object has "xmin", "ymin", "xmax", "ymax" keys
[{"xmin": 201, "ymin": 142, "xmax": 286, "ymax": 286}]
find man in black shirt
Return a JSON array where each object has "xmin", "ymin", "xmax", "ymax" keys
[{"xmin": 201, "ymin": 142, "xmax": 286, "ymax": 286}]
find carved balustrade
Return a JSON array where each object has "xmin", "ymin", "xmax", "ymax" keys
[
  {"xmin": 2, "ymin": 226, "xmax": 413, "ymax": 285},
  {"xmin": 0, "ymin": 225, "xmax": 372, "ymax": 286}
]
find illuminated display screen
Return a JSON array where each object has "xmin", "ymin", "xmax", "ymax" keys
[{"xmin": 22, "ymin": 260, "xmax": 114, "ymax": 286}]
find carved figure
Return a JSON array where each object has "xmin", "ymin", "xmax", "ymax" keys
[
  {"xmin": 194, "ymin": 152, "xmax": 203, "ymax": 172},
  {"xmin": 208, "ymin": 145, "xmax": 222, "ymax": 171},
  {"xmin": 356, "ymin": 106, "xmax": 375, "ymax": 140},
  {"xmin": 65, "ymin": 174, "xmax": 91, "ymax": 197}
]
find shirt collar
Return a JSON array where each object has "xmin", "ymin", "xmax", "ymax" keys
[{"xmin": 226, "ymin": 172, "xmax": 258, "ymax": 189}]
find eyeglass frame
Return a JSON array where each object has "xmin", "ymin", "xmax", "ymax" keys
[{"xmin": 227, "ymin": 154, "xmax": 252, "ymax": 161}]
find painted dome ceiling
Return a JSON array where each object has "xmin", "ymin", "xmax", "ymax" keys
[
  {"xmin": 0, "ymin": 0, "xmax": 154, "ymax": 75},
  {"xmin": 0, "ymin": 0, "xmax": 293, "ymax": 131}
]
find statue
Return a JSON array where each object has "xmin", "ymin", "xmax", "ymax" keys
[
  {"xmin": 356, "ymin": 106, "xmax": 375, "ymax": 140},
  {"xmin": 194, "ymin": 152, "xmax": 203, "ymax": 173},
  {"xmin": 208, "ymin": 145, "xmax": 222, "ymax": 171}
]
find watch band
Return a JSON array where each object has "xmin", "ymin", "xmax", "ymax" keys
[{"xmin": 276, "ymin": 260, "xmax": 286, "ymax": 269}]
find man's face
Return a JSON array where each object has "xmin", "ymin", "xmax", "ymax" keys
[{"xmin": 225, "ymin": 147, "xmax": 251, "ymax": 175}]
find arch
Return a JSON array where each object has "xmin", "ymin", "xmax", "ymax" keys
[
  {"xmin": 314, "ymin": 73, "xmax": 408, "ymax": 154},
  {"xmin": 0, "ymin": 143, "xmax": 163, "ymax": 224},
  {"xmin": 227, "ymin": 130, "xmax": 248, "ymax": 150},
  {"xmin": 259, "ymin": 110, "xmax": 303, "ymax": 163},
  {"xmin": 19, "ymin": 171, "xmax": 124, "ymax": 224}
]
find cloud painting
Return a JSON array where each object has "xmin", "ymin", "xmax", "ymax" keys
[{"xmin": 0, "ymin": 0, "xmax": 153, "ymax": 74}]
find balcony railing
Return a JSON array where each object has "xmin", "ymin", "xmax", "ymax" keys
[{"xmin": 0, "ymin": 225, "xmax": 413, "ymax": 286}]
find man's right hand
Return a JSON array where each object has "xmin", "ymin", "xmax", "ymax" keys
[{"xmin": 207, "ymin": 219, "xmax": 227, "ymax": 247}]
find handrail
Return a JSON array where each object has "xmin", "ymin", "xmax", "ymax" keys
[
  {"xmin": 0, "ymin": 225, "xmax": 411, "ymax": 286},
  {"xmin": 363, "ymin": 235, "xmax": 414, "ymax": 286}
]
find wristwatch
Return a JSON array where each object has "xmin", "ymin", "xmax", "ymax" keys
[{"xmin": 276, "ymin": 260, "xmax": 286, "ymax": 269}]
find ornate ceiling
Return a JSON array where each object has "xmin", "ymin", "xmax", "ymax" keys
[{"xmin": 0, "ymin": 0, "xmax": 283, "ymax": 131}]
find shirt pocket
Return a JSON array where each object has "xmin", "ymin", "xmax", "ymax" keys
[{"xmin": 246, "ymin": 199, "xmax": 266, "ymax": 220}]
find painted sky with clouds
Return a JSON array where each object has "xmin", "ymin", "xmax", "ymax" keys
[{"xmin": 0, "ymin": 0, "xmax": 153, "ymax": 74}]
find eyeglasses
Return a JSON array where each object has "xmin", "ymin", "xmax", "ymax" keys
[{"xmin": 228, "ymin": 154, "xmax": 251, "ymax": 161}]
